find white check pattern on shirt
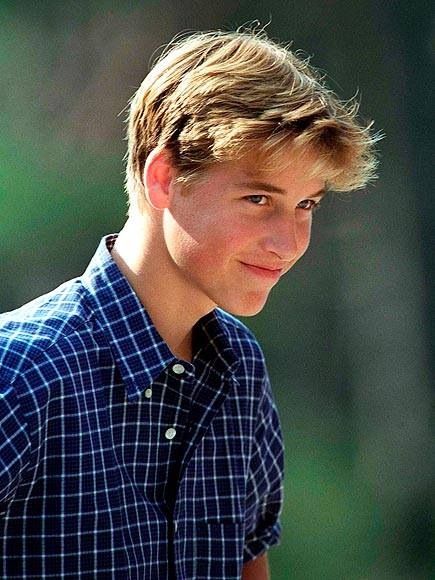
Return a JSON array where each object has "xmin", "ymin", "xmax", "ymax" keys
[{"xmin": 0, "ymin": 234, "xmax": 283, "ymax": 579}]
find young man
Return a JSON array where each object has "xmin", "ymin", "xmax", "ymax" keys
[{"xmin": 0, "ymin": 30, "xmax": 378, "ymax": 579}]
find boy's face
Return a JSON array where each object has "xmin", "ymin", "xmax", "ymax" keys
[{"xmin": 161, "ymin": 149, "xmax": 325, "ymax": 317}]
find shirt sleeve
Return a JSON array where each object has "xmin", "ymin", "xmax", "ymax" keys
[
  {"xmin": 243, "ymin": 374, "xmax": 284, "ymax": 563},
  {"xmin": 0, "ymin": 383, "xmax": 31, "ymax": 507}
]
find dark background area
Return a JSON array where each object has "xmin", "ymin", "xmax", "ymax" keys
[{"xmin": 1, "ymin": 1, "xmax": 433, "ymax": 578}]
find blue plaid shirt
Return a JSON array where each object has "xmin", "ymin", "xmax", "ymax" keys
[{"xmin": 0, "ymin": 235, "xmax": 283, "ymax": 579}]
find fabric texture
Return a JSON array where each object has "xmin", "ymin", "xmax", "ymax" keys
[{"xmin": 0, "ymin": 235, "xmax": 283, "ymax": 579}]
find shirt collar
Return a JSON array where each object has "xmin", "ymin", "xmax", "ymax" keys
[
  {"xmin": 81, "ymin": 235, "xmax": 239, "ymax": 399},
  {"xmin": 81, "ymin": 235, "xmax": 174, "ymax": 400}
]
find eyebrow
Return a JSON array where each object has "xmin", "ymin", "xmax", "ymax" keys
[{"xmin": 237, "ymin": 180, "xmax": 327, "ymax": 199}]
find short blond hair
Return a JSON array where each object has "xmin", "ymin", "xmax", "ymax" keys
[{"xmin": 126, "ymin": 29, "xmax": 380, "ymax": 209}]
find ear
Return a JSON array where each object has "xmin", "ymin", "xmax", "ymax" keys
[{"xmin": 143, "ymin": 148, "xmax": 177, "ymax": 210}]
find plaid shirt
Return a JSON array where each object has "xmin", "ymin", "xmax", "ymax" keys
[{"xmin": 0, "ymin": 235, "xmax": 283, "ymax": 579}]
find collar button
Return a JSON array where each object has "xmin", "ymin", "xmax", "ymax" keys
[{"xmin": 172, "ymin": 363, "xmax": 185, "ymax": 375}]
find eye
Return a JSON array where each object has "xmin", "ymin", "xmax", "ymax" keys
[
  {"xmin": 297, "ymin": 199, "xmax": 321, "ymax": 211},
  {"xmin": 245, "ymin": 195, "xmax": 269, "ymax": 206}
]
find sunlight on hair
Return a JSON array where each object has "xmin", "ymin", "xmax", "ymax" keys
[{"xmin": 125, "ymin": 28, "xmax": 382, "ymax": 211}]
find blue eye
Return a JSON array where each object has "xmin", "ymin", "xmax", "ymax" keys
[
  {"xmin": 246, "ymin": 195, "xmax": 268, "ymax": 205},
  {"xmin": 297, "ymin": 199, "xmax": 321, "ymax": 211}
]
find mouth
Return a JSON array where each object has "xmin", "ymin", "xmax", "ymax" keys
[{"xmin": 240, "ymin": 262, "xmax": 283, "ymax": 281}]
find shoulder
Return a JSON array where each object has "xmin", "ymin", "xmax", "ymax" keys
[{"xmin": 0, "ymin": 278, "xmax": 92, "ymax": 385}]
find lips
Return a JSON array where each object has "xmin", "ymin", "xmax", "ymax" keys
[{"xmin": 240, "ymin": 262, "xmax": 283, "ymax": 281}]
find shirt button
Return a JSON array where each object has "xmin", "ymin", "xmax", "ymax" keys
[
  {"xmin": 144, "ymin": 388, "xmax": 152, "ymax": 398},
  {"xmin": 172, "ymin": 363, "xmax": 185, "ymax": 375},
  {"xmin": 165, "ymin": 427, "xmax": 177, "ymax": 440}
]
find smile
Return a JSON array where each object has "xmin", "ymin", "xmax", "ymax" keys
[{"xmin": 240, "ymin": 262, "xmax": 283, "ymax": 281}]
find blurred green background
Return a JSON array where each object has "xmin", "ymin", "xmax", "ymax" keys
[{"xmin": 1, "ymin": 1, "xmax": 433, "ymax": 578}]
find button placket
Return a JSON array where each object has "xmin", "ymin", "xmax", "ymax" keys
[{"xmin": 160, "ymin": 361, "xmax": 194, "ymax": 443}]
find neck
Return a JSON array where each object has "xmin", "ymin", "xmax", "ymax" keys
[{"xmin": 111, "ymin": 214, "xmax": 213, "ymax": 362}]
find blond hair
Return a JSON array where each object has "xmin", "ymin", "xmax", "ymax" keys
[{"xmin": 126, "ymin": 29, "xmax": 380, "ymax": 209}]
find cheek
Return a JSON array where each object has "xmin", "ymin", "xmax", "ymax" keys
[
  {"xmin": 297, "ymin": 218, "xmax": 313, "ymax": 252},
  {"xmin": 164, "ymin": 224, "xmax": 200, "ymax": 268},
  {"xmin": 193, "ymin": 230, "xmax": 245, "ymax": 270},
  {"xmin": 163, "ymin": 206, "xmax": 253, "ymax": 273},
  {"xmin": 163, "ymin": 214, "xmax": 237, "ymax": 270},
  {"xmin": 162, "ymin": 212, "xmax": 196, "ymax": 264}
]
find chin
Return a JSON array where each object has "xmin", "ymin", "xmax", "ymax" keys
[{"xmin": 223, "ymin": 298, "xmax": 269, "ymax": 318}]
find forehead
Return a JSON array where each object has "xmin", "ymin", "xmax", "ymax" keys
[
  {"xmin": 246, "ymin": 144, "xmax": 319, "ymax": 172},
  {"xmin": 183, "ymin": 153, "xmax": 326, "ymax": 204},
  {"xmin": 232, "ymin": 147, "xmax": 327, "ymax": 187},
  {"xmin": 181, "ymin": 145, "xmax": 327, "ymax": 196}
]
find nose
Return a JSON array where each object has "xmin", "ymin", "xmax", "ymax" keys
[{"xmin": 263, "ymin": 213, "xmax": 310, "ymax": 262}]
